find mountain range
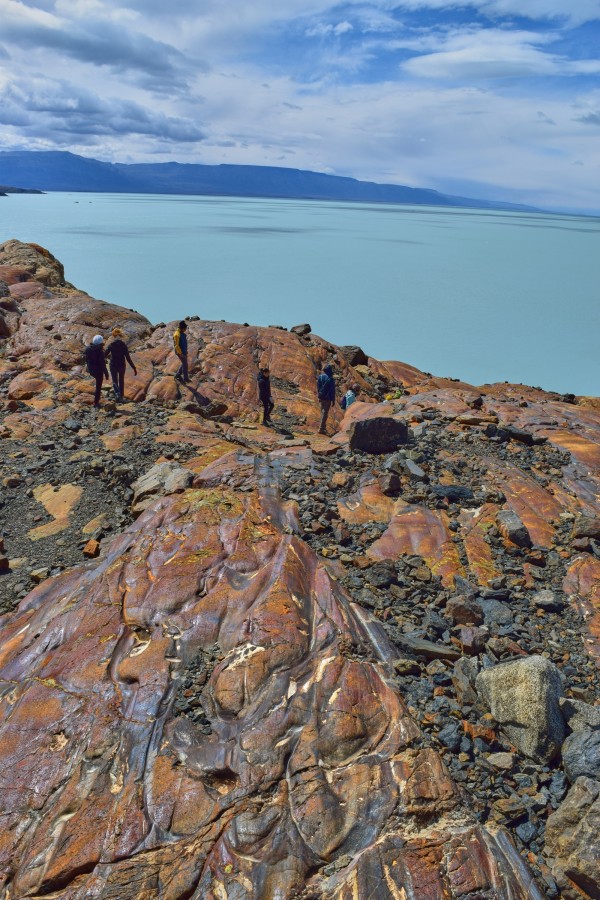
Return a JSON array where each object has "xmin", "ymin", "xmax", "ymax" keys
[{"xmin": 0, "ymin": 150, "xmax": 537, "ymax": 211}]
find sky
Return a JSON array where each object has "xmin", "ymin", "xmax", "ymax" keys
[{"xmin": 1, "ymin": 0, "xmax": 599, "ymax": 213}]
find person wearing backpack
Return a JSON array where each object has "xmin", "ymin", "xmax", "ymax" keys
[
  {"xmin": 84, "ymin": 334, "xmax": 110, "ymax": 408},
  {"xmin": 105, "ymin": 327, "xmax": 137, "ymax": 401},
  {"xmin": 340, "ymin": 384, "xmax": 359, "ymax": 411},
  {"xmin": 173, "ymin": 320, "xmax": 190, "ymax": 383},
  {"xmin": 316, "ymin": 363, "xmax": 336, "ymax": 434},
  {"xmin": 257, "ymin": 366, "xmax": 275, "ymax": 426}
]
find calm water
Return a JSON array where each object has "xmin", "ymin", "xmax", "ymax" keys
[{"xmin": 1, "ymin": 192, "xmax": 599, "ymax": 395}]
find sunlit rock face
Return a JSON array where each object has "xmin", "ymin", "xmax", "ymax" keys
[
  {"xmin": 1, "ymin": 240, "xmax": 600, "ymax": 897},
  {"xmin": 0, "ymin": 450, "xmax": 543, "ymax": 898}
]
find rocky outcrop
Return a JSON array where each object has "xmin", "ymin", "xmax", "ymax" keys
[{"xmin": 1, "ymin": 240, "xmax": 600, "ymax": 897}]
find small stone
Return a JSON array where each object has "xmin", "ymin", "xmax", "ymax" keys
[
  {"xmin": 378, "ymin": 473, "xmax": 401, "ymax": 496},
  {"xmin": 486, "ymin": 752, "xmax": 515, "ymax": 771},
  {"xmin": 393, "ymin": 658, "xmax": 421, "ymax": 676},
  {"xmin": 459, "ymin": 625, "xmax": 489, "ymax": 655},
  {"xmin": 30, "ymin": 567, "xmax": 50, "ymax": 583},
  {"xmin": 562, "ymin": 729, "xmax": 600, "ymax": 782},
  {"xmin": 446, "ymin": 596, "xmax": 484, "ymax": 626},
  {"xmin": 497, "ymin": 509, "xmax": 532, "ymax": 548},
  {"xmin": 532, "ymin": 589, "xmax": 565, "ymax": 613},
  {"xmin": 82, "ymin": 539, "xmax": 101, "ymax": 558},
  {"xmin": 0, "ymin": 555, "xmax": 10, "ymax": 572}
]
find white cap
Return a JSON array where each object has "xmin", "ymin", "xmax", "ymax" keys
[{"xmin": 92, "ymin": 334, "xmax": 104, "ymax": 345}]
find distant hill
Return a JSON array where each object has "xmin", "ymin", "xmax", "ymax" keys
[{"xmin": 0, "ymin": 150, "xmax": 537, "ymax": 212}]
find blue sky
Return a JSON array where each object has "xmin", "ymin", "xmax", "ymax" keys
[{"xmin": 1, "ymin": 0, "xmax": 599, "ymax": 212}]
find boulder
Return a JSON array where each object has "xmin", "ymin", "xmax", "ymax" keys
[
  {"xmin": 545, "ymin": 777, "xmax": 600, "ymax": 900},
  {"xmin": 562, "ymin": 730, "xmax": 600, "ymax": 782},
  {"xmin": 339, "ymin": 345, "xmax": 369, "ymax": 367},
  {"xmin": 291, "ymin": 323, "xmax": 311, "ymax": 336},
  {"xmin": 348, "ymin": 417, "xmax": 409, "ymax": 454},
  {"xmin": 475, "ymin": 655, "xmax": 565, "ymax": 763},
  {"xmin": 131, "ymin": 461, "xmax": 193, "ymax": 516}
]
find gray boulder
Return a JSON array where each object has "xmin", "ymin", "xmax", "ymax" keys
[
  {"xmin": 562, "ymin": 730, "xmax": 600, "ymax": 782},
  {"xmin": 545, "ymin": 777, "xmax": 600, "ymax": 900},
  {"xmin": 131, "ymin": 461, "xmax": 193, "ymax": 517},
  {"xmin": 348, "ymin": 417, "xmax": 409, "ymax": 454},
  {"xmin": 475, "ymin": 655, "xmax": 565, "ymax": 763}
]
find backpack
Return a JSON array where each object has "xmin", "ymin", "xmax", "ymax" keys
[{"xmin": 317, "ymin": 373, "xmax": 328, "ymax": 400}]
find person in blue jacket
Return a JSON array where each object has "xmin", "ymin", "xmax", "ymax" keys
[{"xmin": 317, "ymin": 363, "xmax": 336, "ymax": 434}]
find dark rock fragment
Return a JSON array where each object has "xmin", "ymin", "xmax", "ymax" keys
[{"xmin": 348, "ymin": 417, "xmax": 409, "ymax": 454}]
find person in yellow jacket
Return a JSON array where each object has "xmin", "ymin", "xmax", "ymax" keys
[{"xmin": 173, "ymin": 320, "xmax": 190, "ymax": 383}]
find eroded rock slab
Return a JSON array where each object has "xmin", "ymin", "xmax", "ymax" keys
[{"xmin": 0, "ymin": 451, "xmax": 540, "ymax": 899}]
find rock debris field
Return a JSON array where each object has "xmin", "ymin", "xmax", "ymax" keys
[{"xmin": 1, "ymin": 238, "xmax": 600, "ymax": 899}]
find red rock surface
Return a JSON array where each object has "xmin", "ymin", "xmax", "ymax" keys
[{"xmin": 1, "ymin": 240, "xmax": 599, "ymax": 897}]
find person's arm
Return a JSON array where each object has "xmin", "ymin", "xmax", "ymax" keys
[
  {"xmin": 102, "ymin": 351, "xmax": 109, "ymax": 379},
  {"xmin": 104, "ymin": 343, "xmax": 112, "ymax": 360},
  {"xmin": 125, "ymin": 346, "xmax": 137, "ymax": 374},
  {"xmin": 173, "ymin": 331, "xmax": 181, "ymax": 356}
]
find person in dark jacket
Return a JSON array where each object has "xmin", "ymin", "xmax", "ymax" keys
[
  {"xmin": 173, "ymin": 320, "xmax": 190, "ymax": 383},
  {"xmin": 257, "ymin": 367, "xmax": 274, "ymax": 426},
  {"xmin": 317, "ymin": 363, "xmax": 336, "ymax": 434},
  {"xmin": 85, "ymin": 334, "xmax": 109, "ymax": 407},
  {"xmin": 105, "ymin": 327, "xmax": 137, "ymax": 401}
]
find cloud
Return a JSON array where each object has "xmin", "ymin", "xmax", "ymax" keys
[
  {"xmin": 401, "ymin": 27, "xmax": 600, "ymax": 81},
  {"xmin": 306, "ymin": 21, "xmax": 354, "ymax": 37},
  {"xmin": 0, "ymin": 0, "xmax": 192, "ymax": 89},
  {"xmin": 0, "ymin": 77, "xmax": 205, "ymax": 142}
]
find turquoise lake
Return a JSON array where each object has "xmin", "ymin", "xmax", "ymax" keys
[{"xmin": 1, "ymin": 192, "xmax": 598, "ymax": 395}]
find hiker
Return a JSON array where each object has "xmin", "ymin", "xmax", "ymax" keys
[
  {"xmin": 85, "ymin": 334, "xmax": 109, "ymax": 408},
  {"xmin": 173, "ymin": 320, "xmax": 190, "ymax": 383},
  {"xmin": 317, "ymin": 363, "xmax": 336, "ymax": 434},
  {"xmin": 340, "ymin": 384, "xmax": 359, "ymax": 411},
  {"xmin": 105, "ymin": 327, "xmax": 137, "ymax": 401},
  {"xmin": 257, "ymin": 366, "xmax": 275, "ymax": 426}
]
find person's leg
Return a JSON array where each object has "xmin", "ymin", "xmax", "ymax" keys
[
  {"xmin": 268, "ymin": 399, "xmax": 275, "ymax": 419},
  {"xmin": 319, "ymin": 399, "xmax": 331, "ymax": 434},
  {"xmin": 182, "ymin": 353, "xmax": 189, "ymax": 382},
  {"xmin": 175, "ymin": 356, "xmax": 183, "ymax": 381},
  {"xmin": 262, "ymin": 400, "xmax": 270, "ymax": 424},
  {"xmin": 110, "ymin": 364, "xmax": 120, "ymax": 398},
  {"xmin": 118, "ymin": 365, "xmax": 125, "ymax": 399},
  {"xmin": 94, "ymin": 373, "xmax": 103, "ymax": 406}
]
